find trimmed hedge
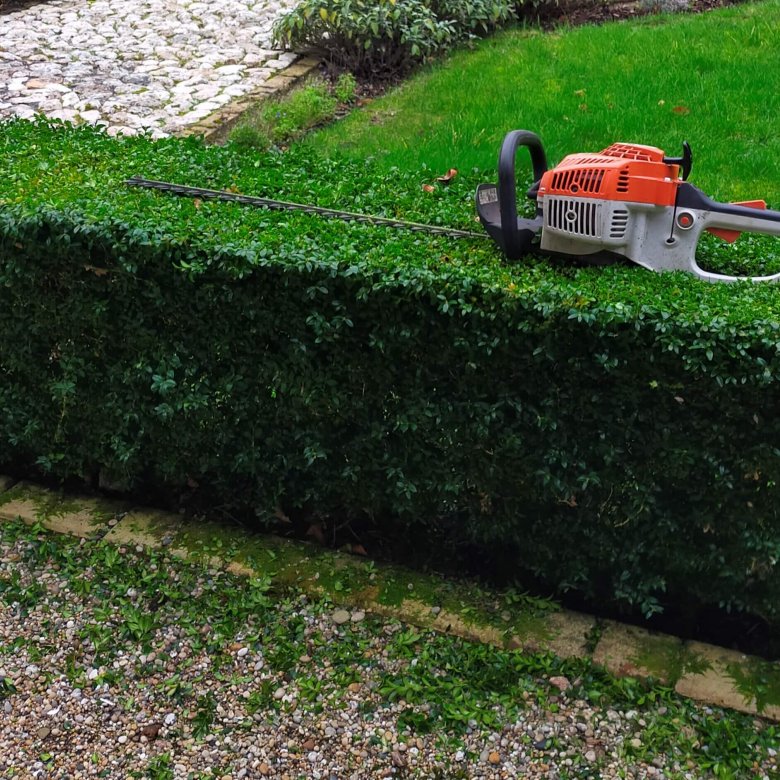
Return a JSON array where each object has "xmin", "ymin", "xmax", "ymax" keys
[{"xmin": 2, "ymin": 119, "xmax": 780, "ymax": 625}]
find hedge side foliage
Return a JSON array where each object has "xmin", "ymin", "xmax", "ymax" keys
[
  {"xmin": 2, "ymin": 120, "xmax": 780, "ymax": 625},
  {"xmin": 272, "ymin": 0, "xmax": 517, "ymax": 78}
]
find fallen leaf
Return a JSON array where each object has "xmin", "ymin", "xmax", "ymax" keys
[
  {"xmin": 349, "ymin": 543, "xmax": 368, "ymax": 556},
  {"xmin": 435, "ymin": 168, "xmax": 458, "ymax": 184},
  {"xmin": 672, "ymin": 105, "xmax": 690, "ymax": 115},
  {"xmin": 193, "ymin": 198, "xmax": 202, "ymax": 210},
  {"xmin": 422, "ymin": 184, "xmax": 435, "ymax": 193}
]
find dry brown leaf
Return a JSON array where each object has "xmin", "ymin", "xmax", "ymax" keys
[
  {"xmin": 435, "ymin": 168, "xmax": 458, "ymax": 184},
  {"xmin": 422, "ymin": 184, "xmax": 436, "ymax": 193}
]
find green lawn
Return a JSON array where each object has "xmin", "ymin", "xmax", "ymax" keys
[{"xmin": 312, "ymin": 0, "xmax": 780, "ymax": 206}]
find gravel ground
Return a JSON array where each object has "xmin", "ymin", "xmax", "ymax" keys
[{"xmin": 0, "ymin": 519, "xmax": 777, "ymax": 780}]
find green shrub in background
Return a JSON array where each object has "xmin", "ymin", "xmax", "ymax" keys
[
  {"xmin": 272, "ymin": 0, "xmax": 516, "ymax": 78},
  {"xmin": 2, "ymin": 120, "xmax": 780, "ymax": 629}
]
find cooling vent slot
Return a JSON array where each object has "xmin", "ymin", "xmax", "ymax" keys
[
  {"xmin": 616, "ymin": 170, "xmax": 630, "ymax": 193},
  {"xmin": 550, "ymin": 167, "xmax": 606, "ymax": 195},
  {"xmin": 601, "ymin": 143, "xmax": 656, "ymax": 161},
  {"xmin": 546, "ymin": 197, "xmax": 602, "ymax": 239},
  {"xmin": 609, "ymin": 208, "xmax": 629, "ymax": 239}
]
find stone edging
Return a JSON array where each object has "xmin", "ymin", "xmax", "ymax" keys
[
  {"xmin": 1, "ymin": 475, "xmax": 778, "ymax": 722},
  {"xmin": 178, "ymin": 55, "xmax": 322, "ymax": 143}
]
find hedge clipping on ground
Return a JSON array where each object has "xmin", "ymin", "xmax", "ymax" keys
[{"xmin": 2, "ymin": 120, "xmax": 780, "ymax": 626}]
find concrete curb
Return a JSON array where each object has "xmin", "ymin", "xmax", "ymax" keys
[
  {"xmin": 178, "ymin": 55, "xmax": 322, "ymax": 144},
  {"xmin": 0, "ymin": 475, "xmax": 778, "ymax": 722}
]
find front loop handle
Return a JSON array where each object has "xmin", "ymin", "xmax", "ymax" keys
[{"xmin": 497, "ymin": 130, "xmax": 548, "ymax": 260}]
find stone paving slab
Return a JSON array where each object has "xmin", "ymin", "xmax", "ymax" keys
[
  {"xmin": 103, "ymin": 507, "xmax": 234, "ymax": 568},
  {"xmin": 593, "ymin": 620, "xmax": 685, "ymax": 685},
  {"xmin": 0, "ymin": 480, "xmax": 126, "ymax": 538},
  {"xmin": 539, "ymin": 609, "xmax": 596, "ymax": 660},
  {"xmin": 676, "ymin": 641, "xmax": 780, "ymax": 721},
  {"xmin": 0, "ymin": 0, "xmax": 300, "ymax": 137}
]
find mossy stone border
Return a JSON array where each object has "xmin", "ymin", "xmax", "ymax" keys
[
  {"xmin": 179, "ymin": 56, "xmax": 322, "ymax": 144},
  {"xmin": 0, "ymin": 474, "xmax": 777, "ymax": 722}
]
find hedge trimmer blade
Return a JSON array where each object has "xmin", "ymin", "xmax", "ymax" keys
[{"xmin": 125, "ymin": 177, "xmax": 488, "ymax": 241}]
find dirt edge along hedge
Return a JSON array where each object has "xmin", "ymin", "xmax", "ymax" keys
[{"xmin": 2, "ymin": 119, "xmax": 780, "ymax": 627}]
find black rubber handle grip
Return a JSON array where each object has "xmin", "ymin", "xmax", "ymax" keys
[
  {"xmin": 663, "ymin": 140, "xmax": 693, "ymax": 181},
  {"xmin": 498, "ymin": 130, "xmax": 548, "ymax": 260}
]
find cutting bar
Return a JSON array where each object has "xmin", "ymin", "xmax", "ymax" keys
[{"xmin": 125, "ymin": 177, "xmax": 488, "ymax": 241}]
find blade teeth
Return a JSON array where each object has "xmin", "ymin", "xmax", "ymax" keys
[{"xmin": 125, "ymin": 179, "xmax": 486, "ymax": 241}]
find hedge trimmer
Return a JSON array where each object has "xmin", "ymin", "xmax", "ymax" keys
[
  {"xmin": 476, "ymin": 130, "xmax": 780, "ymax": 283},
  {"xmin": 127, "ymin": 129, "xmax": 780, "ymax": 283}
]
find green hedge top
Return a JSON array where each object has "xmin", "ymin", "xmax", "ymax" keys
[{"xmin": 3, "ymin": 117, "xmax": 780, "ymax": 332}]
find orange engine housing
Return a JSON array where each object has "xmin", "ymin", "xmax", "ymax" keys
[{"xmin": 537, "ymin": 143, "xmax": 683, "ymax": 207}]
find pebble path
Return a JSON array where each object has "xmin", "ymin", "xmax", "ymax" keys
[
  {"xmin": 1, "ymin": 523, "xmax": 778, "ymax": 780},
  {"xmin": 0, "ymin": 0, "xmax": 299, "ymax": 137}
]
